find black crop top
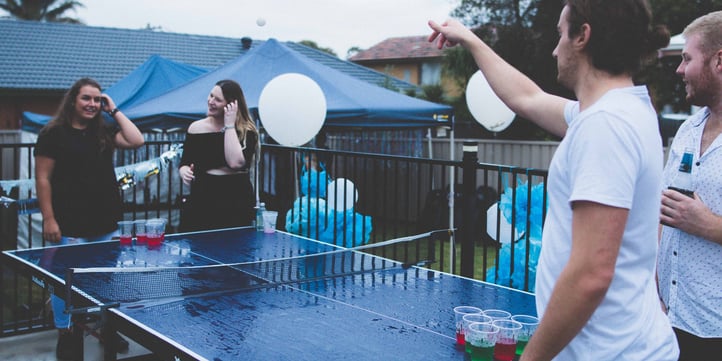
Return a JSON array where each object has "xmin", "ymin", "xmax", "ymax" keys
[{"xmin": 180, "ymin": 131, "xmax": 257, "ymax": 173}]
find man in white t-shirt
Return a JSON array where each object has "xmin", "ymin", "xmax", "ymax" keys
[{"xmin": 428, "ymin": 1, "xmax": 679, "ymax": 360}]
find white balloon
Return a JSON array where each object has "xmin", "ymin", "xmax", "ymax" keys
[
  {"xmin": 466, "ymin": 70, "xmax": 515, "ymax": 132},
  {"xmin": 258, "ymin": 73, "xmax": 327, "ymax": 146},
  {"xmin": 486, "ymin": 202, "xmax": 518, "ymax": 244},
  {"xmin": 326, "ymin": 178, "xmax": 358, "ymax": 211}
]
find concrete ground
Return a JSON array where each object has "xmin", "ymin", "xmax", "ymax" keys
[{"xmin": 0, "ymin": 329, "xmax": 151, "ymax": 361}]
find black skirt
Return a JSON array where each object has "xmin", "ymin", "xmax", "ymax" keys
[{"xmin": 180, "ymin": 172, "xmax": 254, "ymax": 232}]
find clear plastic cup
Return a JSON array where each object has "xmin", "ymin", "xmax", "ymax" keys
[
  {"xmin": 262, "ymin": 211, "xmax": 278, "ymax": 233},
  {"xmin": 117, "ymin": 221, "xmax": 134, "ymax": 246},
  {"xmin": 453, "ymin": 306, "xmax": 483, "ymax": 346},
  {"xmin": 145, "ymin": 218, "xmax": 166, "ymax": 249},
  {"xmin": 511, "ymin": 314, "xmax": 539, "ymax": 356}
]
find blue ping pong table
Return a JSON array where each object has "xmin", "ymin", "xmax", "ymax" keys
[{"xmin": 2, "ymin": 227, "xmax": 536, "ymax": 361}]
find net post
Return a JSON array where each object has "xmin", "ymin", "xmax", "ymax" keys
[{"xmin": 65, "ymin": 268, "xmax": 74, "ymax": 315}]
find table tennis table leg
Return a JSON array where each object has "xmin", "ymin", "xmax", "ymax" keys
[{"xmin": 101, "ymin": 316, "xmax": 117, "ymax": 361}]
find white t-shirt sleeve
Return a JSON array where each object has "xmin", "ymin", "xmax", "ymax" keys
[
  {"xmin": 567, "ymin": 112, "xmax": 640, "ymax": 209},
  {"xmin": 564, "ymin": 100, "xmax": 578, "ymax": 125}
]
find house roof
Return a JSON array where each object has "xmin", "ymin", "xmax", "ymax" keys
[
  {"xmin": 0, "ymin": 18, "xmax": 418, "ymax": 94},
  {"xmin": 349, "ymin": 35, "xmax": 445, "ymax": 63}
]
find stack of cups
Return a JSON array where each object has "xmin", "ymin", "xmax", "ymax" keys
[{"xmin": 452, "ymin": 306, "xmax": 539, "ymax": 361}]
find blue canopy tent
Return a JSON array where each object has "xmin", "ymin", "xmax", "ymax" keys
[
  {"xmin": 21, "ymin": 55, "xmax": 208, "ymax": 133},
  {"xmin": 121, "ymin": 40, "xmax": 455, "ymax": 248},
  {"xmin": 123, "ymin": 39, "xmax": 453, "ymax": 130}
]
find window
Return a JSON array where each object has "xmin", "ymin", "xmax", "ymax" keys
[{"xmin": 421, "ymin": 62, "xmax": 441, "ymax": 85}]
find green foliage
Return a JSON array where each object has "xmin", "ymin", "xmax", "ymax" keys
[
  {"xmin": 0, "ymin": 0, "xmax": 84, "ymax": 23},
  {"xmin": 445, "ymin": 0, "xmax": 721, "ymax": 139},
  {"xmin": 441, "ymin": 27, "xmax": 496, "ymax": 91},
  {"xmin": 641, "ymin": 0, "xmax": 722, "ymax": 114},
  {"xmin": 651, "ymin": 0, "xmax": 722, "ymax": 34},
  {"xmin": 420, "ymin": 84, "xmax": 444, "ymax": 103},
  {"xmin": 445, "ymin": 0, "xmax": 564, "ymax": 140},
  {"xmin": 404, "ymin": 88, "xmax": 417, "ymax": 98},
  {"xmin": 451, "ymin": 0, "xmax": 537, "ymax": 27},
  {"xmin": 346, "ymin": 46, "xmax": 362, "ymax": 59},
  {"xmin": 298, "ymin": 40, "xmax": 337, "ymax": 57},
  {"xmin": 377, "ymin": 73, "xmax": 400, "ymax": 93}
]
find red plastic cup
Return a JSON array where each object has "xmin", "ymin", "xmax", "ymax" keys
[
  {"xmin": 453, "ymin": 306, "xmax": 483, "ymax": 346},
  {"xmin": 147, "ymin": 235, "xmax": 162, "ymax": 249},
  {"xmin": 145, "ymin": 219, "xmax": 166, "ymax": 250},
  {"xmin": 134, "ymin": 220, "xmax": 147, "ymax": 246},
  {"xmin": 492, "ymin": 319, "xmax": 522, "ymax": 361},
  {"xmin": 117, "ymin": 221, "xmax": 134, "ymax": 246}
]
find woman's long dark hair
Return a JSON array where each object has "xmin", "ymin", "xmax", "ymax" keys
[
  {"xmin": 42, "ymin": 77, "xmax": 114, "ymax": 151},
  {"xmin": 216, "ymin": 79, "xmax": 258, "ymax": 150}
]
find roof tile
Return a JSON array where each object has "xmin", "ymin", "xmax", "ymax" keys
[
  {"xmin": 0, "ymin": 19, "xmax": 418, "ymax": 94},
  {"xmin": 349, "ymin": 35, "xmax": 444, "ymax": 62}
]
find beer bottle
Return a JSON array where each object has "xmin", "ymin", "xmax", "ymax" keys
[
  {"xmin": 668, "ymin": 147, "xmax": 694, "ymax": 198},
  {"xmin": 255, "ymin": 202, "xmax": 266, "ymax": 231}
]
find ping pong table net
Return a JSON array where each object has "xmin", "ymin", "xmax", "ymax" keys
[{"xmin": 64, "ymin": 231, "xmax": 444, "ymax": 308}]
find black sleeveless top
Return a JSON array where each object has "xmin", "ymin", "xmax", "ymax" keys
[{"xmin": 180, "ymin": 130, "xmax": 257, "ymax": 173}]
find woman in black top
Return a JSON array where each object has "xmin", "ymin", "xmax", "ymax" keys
[
  {"xmin": 179, "ymin": 79, "xmax": 258, "ymax": 232},
  {"xmin": 34, "ymin": 77, "xmax": 144, "ymax": 359},
  {"xmin": 36, "ymin": 78, "xmax": 145, "ymax": 242}
]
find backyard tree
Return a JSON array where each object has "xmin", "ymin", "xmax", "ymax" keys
[
  {"xmin": 443, "ymin": 0, "xmax": 564, "ymax": 140},
  {"xmin": 0, "ymin": 0, "xmax": 84, "ymax": 23},
  {"xmin": 442, "ymin": 0, "xmax": 722, "ymax": 140}
]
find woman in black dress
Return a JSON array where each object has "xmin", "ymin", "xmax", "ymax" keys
[{"xmin": 178, "ymin": 79, "xmax": 258, "ymax": 232}]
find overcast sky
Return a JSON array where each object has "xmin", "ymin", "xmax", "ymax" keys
[{"xmin": 69, "ymin": 0, "xmax": 458, "ymax": 58}]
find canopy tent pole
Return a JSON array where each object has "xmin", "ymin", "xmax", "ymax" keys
[
  {"xmin": 427, "ymin": 128, "xmax": 435, "ymax": 188},
  {"xmin": 255, "ymin": 142, "xmax": 261, "ymax": 206},
  {"xmin": 449, "ymin": 121, "xmax": 455, "ymax": 274}
]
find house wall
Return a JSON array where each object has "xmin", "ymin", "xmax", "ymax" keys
[
  {"xmin": 0, "ymin": 95, "xmax": 61, "ymax": 130},
  {"xmin": 365, "ymin": 63, "xmax": 420, "ymax": 86},
  {"xmin": 360, "ymin": 61, "xmax": 461, "ymax": 99}
]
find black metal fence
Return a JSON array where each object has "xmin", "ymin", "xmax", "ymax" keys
[{"xmin": 1, "ymin": 140, "xmax": 548, "ymax": 337}]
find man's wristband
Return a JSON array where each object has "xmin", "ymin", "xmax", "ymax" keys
[{"xmin": 107, "ymin": 108, "xmax": 120, "ymax": 117}]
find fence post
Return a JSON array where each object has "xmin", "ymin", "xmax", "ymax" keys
[
  {"xmin": 460, "ymin": 142, "xmax": 478, "ymax": 278},
  {"xmin": 0, "ymin": 196, "xmax": 18, "ymax": 250}
]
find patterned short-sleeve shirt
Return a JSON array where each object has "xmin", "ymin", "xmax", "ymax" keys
[{"xmin": 658, "ymin": 106, "xmax": 722, "ymax": 337}]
